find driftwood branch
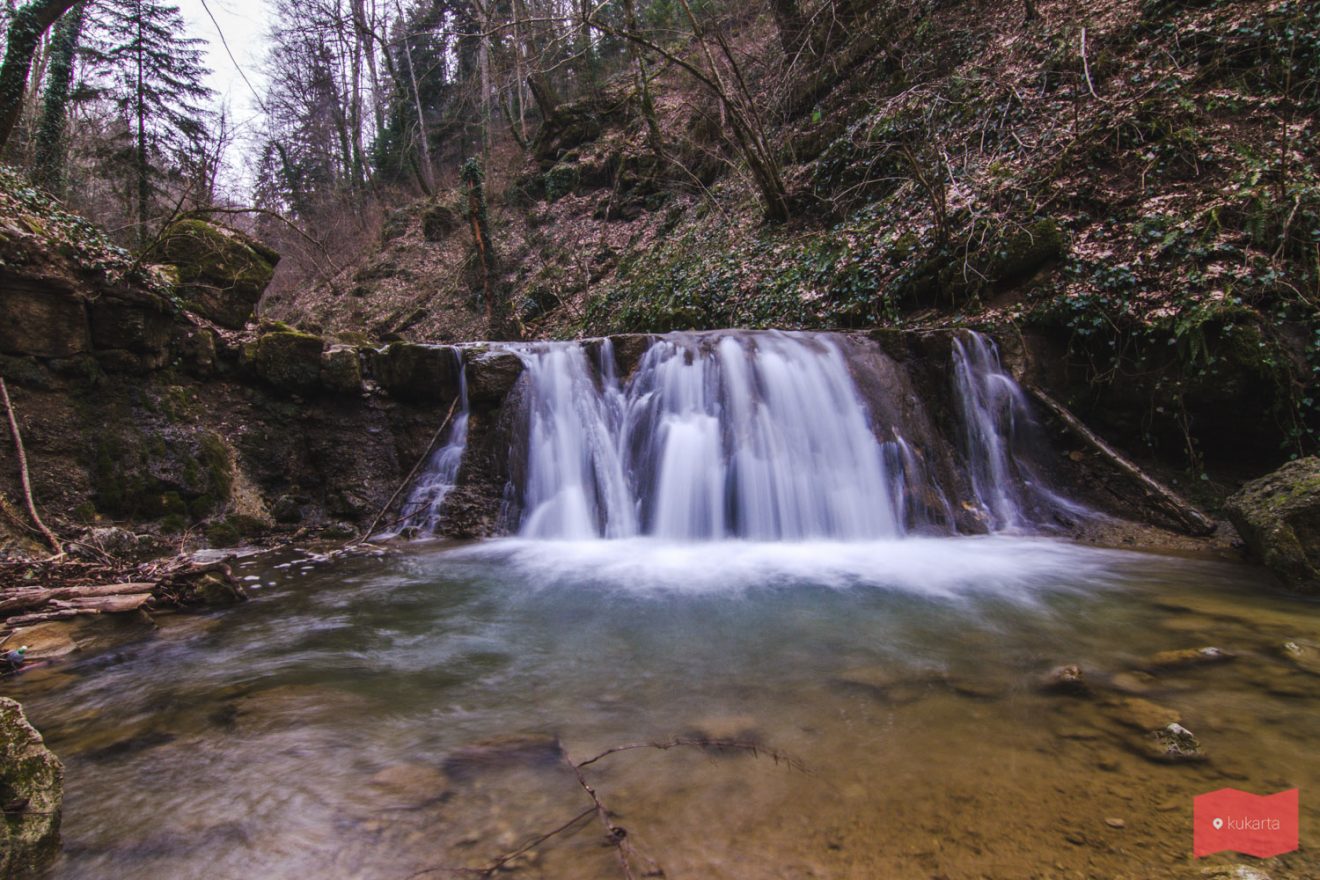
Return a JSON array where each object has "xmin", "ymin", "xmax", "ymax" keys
[
  {"xmin": 1025, "ymin": 384, "xmax": 1216, "ymax": 536},
  {"xmin": 0, "ymin": 377, "xmax": 62, "ymax": 557}
]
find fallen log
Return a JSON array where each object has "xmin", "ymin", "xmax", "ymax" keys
[
  {"xmin": 0, "ymin": 583, "xmax": 157, "ymax": 615},
  {"xmin": 62, "ymin": 594, "xmax": 152, "ymax": 613},
  {"xmin": 1025, "ymin": 383, "xmax": 1216, "ymax": 536},
  {"xmin": 4, "ymin": 608, "xmax": 88, "ymax": 627}
]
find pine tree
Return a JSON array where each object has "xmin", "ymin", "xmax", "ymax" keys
[{"xmin": 86, "ymin": 0, "xmax": 212, "ymax": 241}]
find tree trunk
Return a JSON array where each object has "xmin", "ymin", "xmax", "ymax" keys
[
  {"xmin": 135, "ymin": 0, "xmax": 149, "ymax": 244},
  {"xmin": 32, "ymin": 0, "xmax": 82, "ymax": 192},
  {"xmin": 770, "ymin": 0, "xmax": 805, "ymax": 57},
  {"xmin": 0, "ymin": 0, "xmax": 83, "ymax": 154},
  {"xmin": 622, "ymin": 0, "xmax": 665, "ymax": 163}
]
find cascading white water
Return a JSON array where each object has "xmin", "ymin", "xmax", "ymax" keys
[
  {"xmin": 514, "ymin": 332, "xmax": 909, "ymax": 540},
  {"xmin": 518, "ymin": 343, "xmax": 635, "ymax": 539},
  {"xmin": 398, "ymin": 329, "xmax": 1082, "ymax": 541},
  {"xmin": 952, "ymin": 331, "xmax": 1085, "ymax": 531},
  {"xmin": 394, "ymin": 352, "xmax": 470, "ymax": 535}
]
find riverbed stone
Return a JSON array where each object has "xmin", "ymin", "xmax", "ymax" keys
[
  {"xmin": 1280, "ymin": 640, "xmax": 1320, "ymax": 677},
  {"xmin": 7, "ymin": 622, "xmax": 79, "ymax": 660},
  {"xmin": 1146, "ymin": 722, "xmax": 1205, "ymax": 763},
  {"xmin": 1103, "ymin": 696, "xmax": 1181, "ymax": 732},
  {"xmin": 0, "ymin": 698, "xmax": 64, "ymax": 878},
  {"xmin": 1226, "ymin": 456, "xmax": 1320, "ymax": 594},
  {"xmin": 365, "ymin": 763, "xmax": 450, "ymax": 809},
  {"xmin": 441, "ymin": 734, "xmax": 563, "ymax": 781}
]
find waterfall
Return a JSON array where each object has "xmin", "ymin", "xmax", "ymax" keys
[
  {"xmin": 399, "ymin": 329, "xmax": 1083, "ymax": 541},
  {"xmin": 394, "ymin": 351, "xmax": 470, "ymax": 535},
  {"xmin": 512, "ymin": 332, "xmax": 908, "ymax": 540},
  {"xmin": 952, "ymin": 331, "xmax": 1085, "ymax": 531}
]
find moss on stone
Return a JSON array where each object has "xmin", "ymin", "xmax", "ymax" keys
[
  {"xmin": 155, "ymin": 220, "xmax": 279, "ymax": 329},
  {"xmin": 253, "ymin": 331, "xmax": 324, "ymax": 394}
]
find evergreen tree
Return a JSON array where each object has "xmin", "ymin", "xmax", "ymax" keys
[
  {"xmin": 33, "ymin": 1, "xmax": 84, "ymax": 193},
  {"xmin": 86, "ymin": 0, "xmax": 212, "ymax": 241}
]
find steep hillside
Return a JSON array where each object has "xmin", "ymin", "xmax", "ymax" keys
[{"xmin": 263, "ymin": 0, "xmax": 1318, "ymax": 491}]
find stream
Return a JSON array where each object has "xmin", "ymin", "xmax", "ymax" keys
[{"xmin": 6, "ymin": 537, "xmax": 1320, "ymax": 878}]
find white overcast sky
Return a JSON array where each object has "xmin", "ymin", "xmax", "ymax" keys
[{"xmin": 176, "ymin": 0, "xmax": 273, "ymax": 190}]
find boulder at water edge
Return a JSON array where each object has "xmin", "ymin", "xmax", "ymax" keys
[
  {"xmin": 1226, "ymin": 457, "xmax": 1320, "ymax": 594},
  {"xmin": 0, "ymin": 698, "xmax": 63, "ymax": 879}
]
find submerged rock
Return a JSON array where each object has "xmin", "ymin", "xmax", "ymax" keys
[
  {"xmin": 1144, "ymin": 646, "xmax": 1236, "ymax": 671},
  {"xmin": 364, "ymin": 763, "xmax": 450, "ymax": 810},
  {"xmin": 441, "ymin": 734, "xmax": 564, "ymax": 782},
  {"xmin": 1226, "ymin": 457, "xmax": 1320, "ymax": 594},
  {"xmin": 0, "ymin": 698, "xmax": 63, "ymax": 878},
  {"xmin": 1038, "ymin": 664, "xmax": 1090, "ymax": 696},
  {"xmin": 1280, "ymin": 640, "xmax": 1320, "ymax": 677},
  {"xmin": 1103, "ymin": 696, "xmax": 1181, "ymax": 732}
]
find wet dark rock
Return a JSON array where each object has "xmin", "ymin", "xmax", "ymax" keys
[
  {"xmin": 370, "ymin": 343, "xmax": 461, "ymax": 403},
  {"xmin": 177, "ymin": 327, "xmax": 218, "ymax": 378},
  {"xmin": 1038, "ymin": 664, "xmax": 1090, "ymax": 696},
  {"xmin": 0, "ymin": 698, "xmax": 64, "ymax": 879},
  {"xmin": 88, "ymin": 298, "xmax": 174, "ymax": 368},
  {"xmin": 441, "ymin": 734, "xmax": 564, "ymax": 782},
  {"xmin": 320, "ymin": 345, "xmax": 363, "ymax": 394},
  {"xmin": 155, "ymin": 220, "xmax": 279, "ymax": 329},
  {"xmin": 1226, "ymin": 457, "xmax": 1320, "ymax": 594},
  {"xmin": 253, "ymin": 331, "xmax": 324, "ymax": 394},
  {"xmin": 464, "ymin": 349, "xmax": 523, "ymax": 405}
]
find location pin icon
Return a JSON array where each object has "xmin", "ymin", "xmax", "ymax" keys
[{"xmin": 1213, "ymin": 818, "xmax": 1224, "ymax": 830}]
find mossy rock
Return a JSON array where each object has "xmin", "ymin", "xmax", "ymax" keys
[
  {"xmin": 544, "ymin": 163, "xmax": 581, "ymax": 202},
  {"xmin": 155, "ymin": 220, "xmax": 280, "ymax": 329},
  {"xmin": 320, "ymin": 345, "xmax": 363, "ymax": 394},
  {"xmin": 253, "ymin": 331, "xmax": 324, "ymax": 394},
  {"xmin": 984, "ymin": 219, "xmax": 1067, "ymax": 285},
  {"xmin": 1226, "ymin": 457, "xmax": 1320, "ymax": 594},
  {"xmin": 0, "ymin": 698, "xmax": 63, "ymax": 879},
  {"xmin": 369, "ymin": 343, "xmax": 462, "ymax": 403},
  {"xmin": 421, "ymin": 203, "xmax": 460, "ymax": 242}
]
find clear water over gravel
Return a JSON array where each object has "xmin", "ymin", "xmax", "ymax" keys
[{"xmin": 8, "ymin": 537, "xmax": 1320, "ymax": 879}]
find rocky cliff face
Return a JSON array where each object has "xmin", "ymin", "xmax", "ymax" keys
[{"xmin": 0, "ymin": 213, "xmax": 524, "ymax": 553}]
